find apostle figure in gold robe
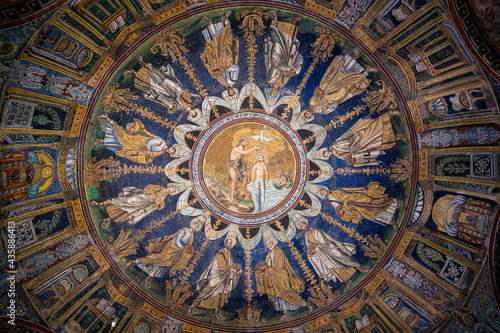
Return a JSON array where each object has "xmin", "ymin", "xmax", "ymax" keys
[
  {"xmin": 329, "ymin": 111, "xmax": 406, "ymax": 167},
  {"xmin": 309, "ymin": 50, "xmax": 376, "ymax": 115},
  {"xmin": 298, "ymin": 221, "xmax": 368, "ymax": 291},
  {"xmin": 91, "ymin": 184, "xmax": 168, "ymax": 228},
  {"xmin": 92, "ymin": 114, "xmax": 169, "ymax": 164},
  {"xmin": 264, "ymin": 10, "xmax": 303, "ymax": 97},
  {"xmin": 125, "ymin": 56, "xmax": 199, "ymax": 113},
  {"xmin": 320, "ymin": 182, "xmax": 402, "ymax": 230},
  {"xmin": 125, "ymin": 221, "xmax": 201, "ymax": 288},
  {"xmin": 256, "ymin": 240, "xmax": 313, "ymax": 322},
  {"xmin": 200, "ymin": 10, "xmax": 239, "ymax": 95},
  {"xmin": 188, "ymin": 238, "xmax": 242, "ymax": 320}
]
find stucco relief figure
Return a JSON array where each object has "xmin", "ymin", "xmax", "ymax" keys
[
  {"xmin": 91, "ymin": 185, "xmax": 168, "ymax": 228},
  {"xmin": 329, "ymin": 111, "xmax": 406, "ymax": 167},
  {"xmin": 200, "ymin": 10, "xmax": 240, "ymax": 95},
  {"xmin": 320, "ymin": 183, "xmax": 403, "ymax": 230},
  {"xmin": 298, "ymin": 221, "xmax": 368, "ymax": 291},
  {"xmin": 309, "ymin": 50, "xmax": 376, "ymax": 115},
  {"xmin": 124, "ymin": 56, "xmax": 199, "ymax": 113},
  {"xmin": 228, "ymin": 138, "xmax": 262, "ymax": 202},
  {"xmin": 256, "ymin": 240, "xmax": 313, "ymax": 322},
  {"xmin": 264, "ymin": 10, "xmax": 303, "ymax": 97},
  {"xmin": 188, "ymin": 239, "xmax": 242, "ymax": 320},
  {"xmin": 92, "ymin": 115, "xmax": 170, "ymax": 164},
  {"xmin": 125, "ymin": 222, "xmax": 201, "ymax": 288}
]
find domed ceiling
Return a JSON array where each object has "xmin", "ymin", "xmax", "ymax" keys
[{"xmin": 0, "ymin": 0, "xmax": 499, "ymax": 332}]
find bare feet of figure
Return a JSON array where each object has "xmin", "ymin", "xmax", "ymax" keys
[
  {"xmin": 214, "ymin": 310, "xmax": 223, "ymax": 321},
  {"xmin": 137, "ymin": 55, "xmax": 146, "ymax": 66},
  {"xmin": 124, "ymin": 260, "xmax": 134, "ymax": 270},
  {"xmin": 390, "ymin": 221, "xmax": 398, "ymax": 231},
  {"xmin": 97, "ymin": 114, "xmax": 111, "ymax": 122},
  {"xmin": 396, "ymin": 134, "xmax": 407, "ymax": 144},
  {"xmin": 305, "ymin": 302, "xmax": 313, "ymax": 313},
  {"xmin": 101, "ymin": 218, "xmax": 110, "ymax": 229},
  {"xmin": 345, "ymin": 280, "xmax": 352, "ymax": 292},
  {"xmin": 389, "ymin": 109, "xmax": 401, "ymax": 118},
  {"xmin": 270, "ymin": 9, "xmax": 277, "ymax": 21},
  {"xmin": 201, "ymin": 16, "xmax": 212, "ymax": 25},
  {"xmin": 353, "ymin": 48, "xmax": 360, "ymax": 60},
  {"xmin": 187, "ymin": 306, "xmax": 194, "ymax": 316},
  {"xmin": 358, "ymin": 267, "xmax": 370, "ymax": 273},
  {"xmin": 144, "ymin": 276, "xmax": 152, "ymax": 289},
  {"xmin": 280, "ymin": 310, "xmax": 290, "ymax": 322},
  {"xmin": 292, "ymin": 16, "xmax": 302, "ymax": 24},
  {"xmin": 123, "ymin": 70, "xmax": 136, "ymax": 76}
]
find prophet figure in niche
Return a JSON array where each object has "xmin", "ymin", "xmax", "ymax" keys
[
  {"xmin": 256, "ymin": 240, "xmax": 313, "ymax": 322},
  {"xmin": 200, "ymin": 10, "xmax": 239, "ymax": 95},
  {"xmin": 91, "ymin": 184, "xmax": 168, "ymax": 228},
  {"xmin": 329, "ymin": 111, "xmax": 406, "ymax": 167},
  {"xmin": 125, "ymin": 222, "xmax": 201, "ymax": 288},
  {"xmin": 92, "ymin": 114, "xmax": 169, "ymax": 164},
  {"xmin": 309, "ymin": 49, "xmax": 377, "ymax": 115},
  {"xmin": 264, "ymin": 10, "xmax": 303, "ymax": 97},
  {"xmin": 320, "ymin": 183, "xmax": 403, "ymax": 230},
  {"xmin": 187, "ymin": 238, "xmax": 242, "ymax": 320},
  {"xmin": 298, "ymin": 221, "xmax": 368, "ymax": 291},
  {"xmin": 124, "ymin": 55, "xmax": 199, "ymax": 113}
]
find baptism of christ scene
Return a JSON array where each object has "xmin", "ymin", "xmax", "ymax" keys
[{"xmin": 202, "ymin": 122, "xmax": 296, "ymax": 215}]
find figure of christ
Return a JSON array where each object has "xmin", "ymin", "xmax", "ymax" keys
[
  {"xmin": 298, "ymin": 221, "xmax": 368, "ymax": 291},
  {"xmin": 251, "ymin": 153, "xmax": 269, "ymax": 212},
  {"xmin": 228, "ymin": 138, "xmax": 262, "ymax": 202},
  {"xmin": 125, "ymin": 222, "xmax": 200, "ymax": 288},
  {"xmin": 187, "ymin": 239, "xmax": 242, "ymax": 320},
  {"xmin": 256, "ymin": 240, "xmax": 313, "ymax": 322}
]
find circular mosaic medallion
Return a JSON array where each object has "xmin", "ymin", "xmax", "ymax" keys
[{"xmin": 192, "ymin": 110, "xmax": 308, "ymax": 225}]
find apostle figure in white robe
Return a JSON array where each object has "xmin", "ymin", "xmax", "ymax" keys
[
  {"xmin": 188, "ymin": 238, "xmax": 242, "ymax": 320},
  {"xmin": 298, "ymin": 222, "xmax": 367, "ymax": 291},
  {"xmin": 264, "ymin": 10, "xmax": 303, "ymax": 97},
  {"xmin": 125, "ymin": 56, "xmax": 199, "ymax": 113},
  {"xmin": 329, "ymin": 111, "xmax": 406, "ymax": 167},
  {"xmin": 91, "ymin": 185, "xmax": 168, "ymax": 228}
]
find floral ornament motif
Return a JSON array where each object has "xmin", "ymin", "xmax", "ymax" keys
[
  {"xmin": 101, "ymin": 83, "xmax": 139, "ymax": 113},
  {"xmin": 310, "ymin": 27, "xmax": 344, "ymax": 61},
  {"xmin": 236, "ymin": 9, "xmax": 269, "ymax": 37},
  {"xmin": 151, "ymin": 29, "xmax": 189, "ymax": 62},
  {"xmin": 362, "ymin": 80, "xmax": 398, "ymax": 113}
]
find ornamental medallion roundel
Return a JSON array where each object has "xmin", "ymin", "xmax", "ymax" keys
[{"xmin": 81, "ymin": 4, "xmax": 415, "ymax": 330}]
